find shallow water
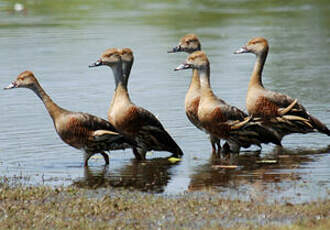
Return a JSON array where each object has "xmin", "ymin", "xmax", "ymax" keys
[{"xmin": 0, "ymin": 0, "xmax": 329, "ymax": 203}]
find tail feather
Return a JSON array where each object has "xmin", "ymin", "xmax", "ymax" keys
[
  {"xmin": 229, "ymin": 120, "xmax": 282, "ymax": 148},
  {"xmin": 283, "ymin": 105, "xmax": 329, "ymax": 136},
  {"xmin": 309, "ymin": 114, "xmax": 330, "ymax": 136},
  {"xmin": 246, "ymin": 122, "xmax": 282, "ymax": 146},
  {"xmin": 261, "ymin": 116, "xmax": 314, "ymax": 138},
  {"xmin": 254, "ymin": 113, "xmax": 330, "ymax": 138},
  {"xmin": 167, "ymin": 140, "xmax": 184, "ymax": 158},
  {"xmin": 142, "ymin": 128, "xmax": 184, "ymax": 158}
]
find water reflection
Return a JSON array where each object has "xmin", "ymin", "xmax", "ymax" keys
[
  {"xmin": 73, "ymin": 158, "xmax": 180, "ymax": 193},
  {"xmin": 188, "ymin": 146, "xmax": 330, "ymax": 192}
]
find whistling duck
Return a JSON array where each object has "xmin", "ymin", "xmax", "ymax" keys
[
  {"xmin": 4, "ymin": 71, "xmax": 135, "ymax": 167},
  {"xmin": 169, "ymin": 34, "xmax": 222, "ymax": 155},
  {"xmin": 175, "ymin": 51, "xmax": 281, "ymax": 151},
  {"xmin": 234, "ymin": 37, "xmax": 330, "ymax": 139},
  {"xmin": 89, "ymin": 48, "xmax": 183, "ymax": 160}
]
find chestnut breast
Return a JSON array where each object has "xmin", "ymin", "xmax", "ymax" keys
[
  {"xmin": 247, "ymin": 88, "xmax": 279, "ymax": 117},
  {"xmin": 198, "ymin": 103, "xmax": 230, "ymax": 137},
  {"xmin": 108, "ymin": 103, "xmax": 141, "ymax": 137},
  {"xmin": 247, "ymin": 87, "xmax": 278, "ymax": 117},
  {"xmin": 55, "ymin": 115, "xmax": 91, "ymax": 149},
  {"xmin": 185, "ymin": 96, "xmax": 200, "ymax": 127}
]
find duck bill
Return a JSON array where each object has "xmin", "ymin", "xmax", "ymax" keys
[
  {"xmin": 4, "ymin": 82, "xmax": 17, "ymax": 90},
  {"xmin": 89, "ymin": 59, "xmax": 103, "ymax": 68},
  {"xmin": 168, "ymin": 45, "xmax": 182, "ymax": 53},
  {"xmin": 174, "ymin": 63, "xmax": 191, "ymax": 71},
  {"xmin": 234, "ymin": 47, "xmax": 249, "ymax": 54}
]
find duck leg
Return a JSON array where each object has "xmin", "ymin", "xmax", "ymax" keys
[
  {"xmin": 84, "ymin": 152, "xmax": 93, "ymax": 167},
  {"xmin": 84, "ymin": 152, "xmax": 109, "ymax": 167},
  {"xmin": 216, "ymin": 141, "xmax": 222, "ymax": 156},
  {"xmin": 100, "ymin": 152, "xmax": 109, "ymax": 165},
  {"xmin": 210, "ymin": 136, "xmax": 221, "ymax": 157},
  {"xmin": 211, "ymin": 142, "xmax": 217, "ymax": 156},
  {"xmin": 222, "ymin": 142, "xmax": 231, "ymax": 155},
  {"xmin": 133, "ymin": 147, "xmax": 146, "ymax": 161}
]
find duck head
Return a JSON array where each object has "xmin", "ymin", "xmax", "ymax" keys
[
  {"xmin": 174, "ymin": 51, "xmax": 209, "ymax": 71},
  {"xmin": 168, "ymin": 33, "xmax": 201, "ymax": 54},
  {"xmin": 234, "ymin": 37, "xmax": 269, "ymax": 56},
  {"xmin": 4, "ymin": 71, "xmax": 39, "ymax": 90},
  {"xmin": 120, "ymin": 48, "xmax": 134, "ymax": 64},
  {"xmin": 89, "ymin": 48, "xmax": 122, "ymax": 68}
]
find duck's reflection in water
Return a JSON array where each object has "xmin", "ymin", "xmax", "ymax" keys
[
  {"xmin": 188, "ymin": 146, "xmax": 330, "ymax": 192},
  {"xmin": 73, "ymin": 158, "xmax": 180, "ymax": 193}
]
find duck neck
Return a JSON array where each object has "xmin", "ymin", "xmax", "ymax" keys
[
  {"xmin": 189, "ymin": 69, "xmax": 201, "ymax": 91},
  {"xmin": 249, "ymin": 50, "xmax": 267, "ymax": 89},
  {"xmin": 114, "ymin": 83, "xmax": 130, "ymax": 102},
  {"xmin": 122, "ymin": 60, "xmax": 133, "ymax": 88},
  {"xmin": 31, "ymin": 82, "xmax": 64, "ymax": 121},
  {"xmin": 187, "ymin": 48, "xmax": 201, "ymax": 91},
  {"xmin": 111, "ymin": 62, "xmax": 125, "ymax": 90},
  {"xmin": 198, "ymin": 65, "xmax": 214, "ymax": 98},
  {"xmin": 111, "ymin": 62, "xmax": 131, "ymax": 104}
]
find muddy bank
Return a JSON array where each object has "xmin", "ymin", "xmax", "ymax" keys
[{"xmin": 0, "ymin": 180, "xmax": 329, "ymax": 230}]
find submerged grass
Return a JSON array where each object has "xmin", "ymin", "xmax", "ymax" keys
[{"xmin": 0, "ymin": 179, "xmax": 329, "ymax": 230}]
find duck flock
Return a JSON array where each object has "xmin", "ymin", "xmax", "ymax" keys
[{"xmin": 5, "ymin": 34, "xmax": 330, "ymax": 167}]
